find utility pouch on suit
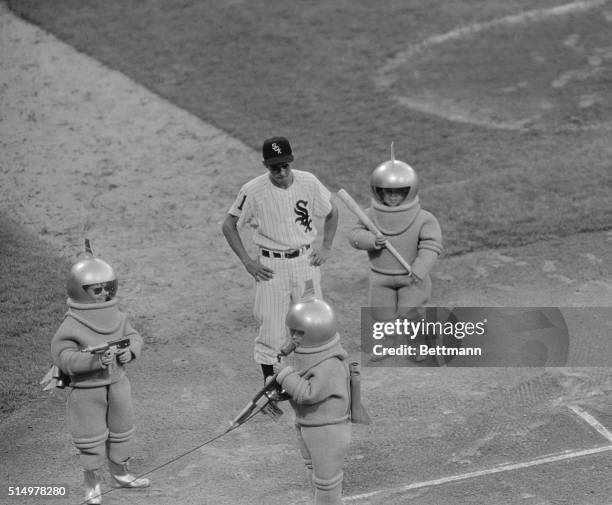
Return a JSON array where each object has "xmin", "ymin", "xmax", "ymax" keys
[
  {"xmin": 40, "ymin": 365, "xmax": 71, "ymax": 390},
  {"xmin": 349, "ymin": 362, "xmax": 371, "ymax": 425}
]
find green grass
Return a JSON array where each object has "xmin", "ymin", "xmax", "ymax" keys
[
  {"xmin": 6, "ymin": 0, "xmax": 612, "ymax": 255},
  {"xmin": 0, "ymin": 216, "xmax": 68, "ymax": 416}
]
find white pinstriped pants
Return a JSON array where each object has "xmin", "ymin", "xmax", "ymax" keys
[{"xmin": 253, "ymin": 253, "xmax": 321, "ymax": 364}]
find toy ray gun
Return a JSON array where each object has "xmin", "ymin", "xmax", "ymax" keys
[
  {"xmin": 228, "ymin": 341, "xmax": 297, "ymax": 429},
  {"xmin": 81, "ymin": 337, "xmax": 130, "ymax": 354},
  {"xmin": 228, "ymin": 375, "xmax": 286, "ymax": 429}
]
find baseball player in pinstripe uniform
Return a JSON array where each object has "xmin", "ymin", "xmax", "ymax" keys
[{"xmin": 222, "ymin": 136, "xmax": 338, "ymax": 381}]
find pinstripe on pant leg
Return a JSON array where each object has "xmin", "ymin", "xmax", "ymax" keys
[
  {"xmin": 253, "ymin": 254, "xmax": 324, "ymax": 364},
  {"xmin": 253, "ymin": 255, "xmax": 291, "ymax": 364},
  {"xmin": 290, "ymin": 254, "xmax": 322, "ymax": 301}
]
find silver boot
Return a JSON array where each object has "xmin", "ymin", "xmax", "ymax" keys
[
  {"xmin": 108, "ymin": 459, "xmax": 150, "ymax": 488},
  {"xmin": 83, "ymin": 470, "xmax": 102, "ymax": 505}
]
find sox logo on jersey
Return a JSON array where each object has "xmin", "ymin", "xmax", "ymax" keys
[
  {"xmin": 227, "ymin": 169, "xmax": 333, "ymax": 365},
  {"xmin": 294, "ymin": 200, "xmax": 312, "ymax": 232}
]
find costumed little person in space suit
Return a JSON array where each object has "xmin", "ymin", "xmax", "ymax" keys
[
  {"xmin": 349, "ymin": 145, "xmax": 442, "ymax": 359},
  {"xmin": 49, "ymin": 242, "xmax": 150, "ymax": 505},
  {"xmin": 272, "ymin": 296, "xmax": 352, "ymax": 505}
]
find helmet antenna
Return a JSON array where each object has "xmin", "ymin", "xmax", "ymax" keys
[
  {"xmin": 302, "ymin": 279, "xmax": 315, "ymax": 301},
  {"xmin": 84, "ymin": 238, "xmax": 93, "ymax": 256},
  {"xmin": 390, "ymin": 141, "xmax": 395, "ymax": 163}
]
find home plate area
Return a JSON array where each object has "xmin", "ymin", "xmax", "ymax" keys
[{"xmin": 341, "ymin": 366, "xmax": 612, "ymax": 504}]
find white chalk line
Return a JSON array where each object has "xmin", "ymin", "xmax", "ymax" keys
[
  {"xmin": 344, "ymin": 405, "xmax": 612, "ymax": 502},
  {"xmin": 376, "ymin": 0, "xmax": 609, "ymax": 82},
  {"xmin": 568, "ymin": 404, "xmax": 612, "ymax": 442},
  {"xmin": 343, "ymin": 444, "xmax": 612, "ymax": 502},
  {"xmin": 374, "ymin": 0, "xmax": 612, "ymax": 131}
]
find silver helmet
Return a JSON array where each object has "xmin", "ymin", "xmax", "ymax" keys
[
  {"xmin": 370, "ymin": 143, "xmax": 418, "ymax": 205},
  {"xmin": 285, "ymin": 297, "xmax": 337, "ymax": 348},
  {"xmin": 66, "ymin": 240, "xmax": 117, "ymax": 303}
]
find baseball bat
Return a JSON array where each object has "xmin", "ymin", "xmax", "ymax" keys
[{"xmin": 337, "ymin": 188, "xmax": 412, "ymax": 275}]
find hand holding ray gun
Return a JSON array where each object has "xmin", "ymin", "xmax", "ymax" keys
[
  {"xmin": 81, "ymin": 337, "xmax": 131, "ymax": 354},
  {"xmin": 82, "ymin": 337, "xmax": 131, "ymax": 367}
]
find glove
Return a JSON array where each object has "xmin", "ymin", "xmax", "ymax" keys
[{"xmin": 374, "ymin": 234, "xmax": 386, "ymax": 250}]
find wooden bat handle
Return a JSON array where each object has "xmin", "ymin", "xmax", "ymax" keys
[
  {"xmin": 337, "ymin": 189, "xmax": 412, "ymax": 275},
  {"xmin": 337, "ymin": 189, "xmax": 378, "ymax": 234},
  {"xmin": 382, "ymin": 241, "xmax": 413, "ymax": 275}
]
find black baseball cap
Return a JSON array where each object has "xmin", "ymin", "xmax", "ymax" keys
[{"xmin": 262, "ymin": 136, "xmax": 294, "ymax": 165}]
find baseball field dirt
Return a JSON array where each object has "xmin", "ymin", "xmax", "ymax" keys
[
  {"xmin": 1, "ymin": 3, "xmax": 612, "ymax": 505},
  {"xmin": 5, "ymin": 0, "xmax": 612, "ymax": 255}
]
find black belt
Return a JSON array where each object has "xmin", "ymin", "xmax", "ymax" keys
[{"xmin": 260, "ymin": 245, "xmax": 310, "ymax": 259}]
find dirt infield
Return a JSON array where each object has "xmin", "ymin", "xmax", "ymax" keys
[
  {"xmin": 6, "ymin": 0, "xmax": 612, "ymax": 257},
  {"xmin": 1, "ymin": 4, "xmax": 612, "ymax": 505},
  {"xmin": 376, "ymin": 0, "xmax": 612, "ymax": 131}
]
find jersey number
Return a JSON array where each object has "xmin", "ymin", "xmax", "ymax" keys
[{"xmin": 237, "ymin": 194, "xmax": 247, "ymax": 210}]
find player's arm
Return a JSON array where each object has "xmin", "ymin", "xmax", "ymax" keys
[
  {"xmin": 276, "ymin": 362, "xmax": 337, "ymax": 404},
  {"xmin": 116, "ymin": 320, "xmax": 142, "ymax": 364},
  {"xmin": 348, "ymin": 208, "xmax": 384, "ymax": 250},
  {"xmin": 411, "ymin": 214, "xmax": 443, "ymax": 281},
  {"xmin": 322, "ymin": 199, "xmax": 339, "ymax": 251},
  {"xmin": 221, "ymin": 214, "xmax": 274, "ymax": 281},
  {"xmin": 53, "ymin": 340, "xmax": 105, "ymax": 374},
  {"xmin": 310, "ymin": 199, "xmax": 338, "ymax": 266}
]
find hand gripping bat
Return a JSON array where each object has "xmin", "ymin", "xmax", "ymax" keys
[{"xmin": 337, "ymin": 188, "xmax": 413, "ymax": 275}]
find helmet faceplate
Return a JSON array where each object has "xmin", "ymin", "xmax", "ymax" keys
[
  {"xmin": 285, "ymin": 298, "xmax": 337, "ymax": 348},
  {"xmin": 67, "ymin": 257, "xmax": 117, "ymax": 303},
  {"xmin": 370, "ymin": 159, "xmax": 419, "ymax": 204}
]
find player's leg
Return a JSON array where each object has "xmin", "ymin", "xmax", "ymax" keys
[
  {"xmin": 301, "ymin": 423, "xmax": 351, "ymax": 505},
  {"xmin": 291, "ymin": 254, "xmax": 322, "ymax": 302},
  {"xmin": 366, "ymin": 273, "xmax": 408, "ymax": 363},
  {"xmin": 260, "ymin": 363, "xmax": 275, "ymax": 380},
  {"xmin": 106, "ymin": 376, "xmax": 149, "ymax": 488},
  {"xmin": 368, "ymin": 271, "xmax": 400, "ymax": 322},
  {"xmin": 67, "ymin": 387, "xmax": 108, "ymax": 504},
  {"xmin": 397, "ymin": 276, "xmax": 433, "ymax": 361},
  {"xmin": 397, "ymin": 274, "xmax": 431, "ymax": 319},
  {"xmin": 253, "ymin": 256, "xmax": 292, "ymax": 374},
  {"xmin": 295, "ymin": 424, "xmax": 314, "ymax": 494}
]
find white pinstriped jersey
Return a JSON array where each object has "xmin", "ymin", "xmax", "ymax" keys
[{"xmin": 228, "ymin": 169, "xmax": 332, "ymax": 250}]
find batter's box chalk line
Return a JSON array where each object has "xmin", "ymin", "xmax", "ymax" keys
[{"xmin": 343, "ymin": 405, "xmax": 612, "ymax": 502}]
